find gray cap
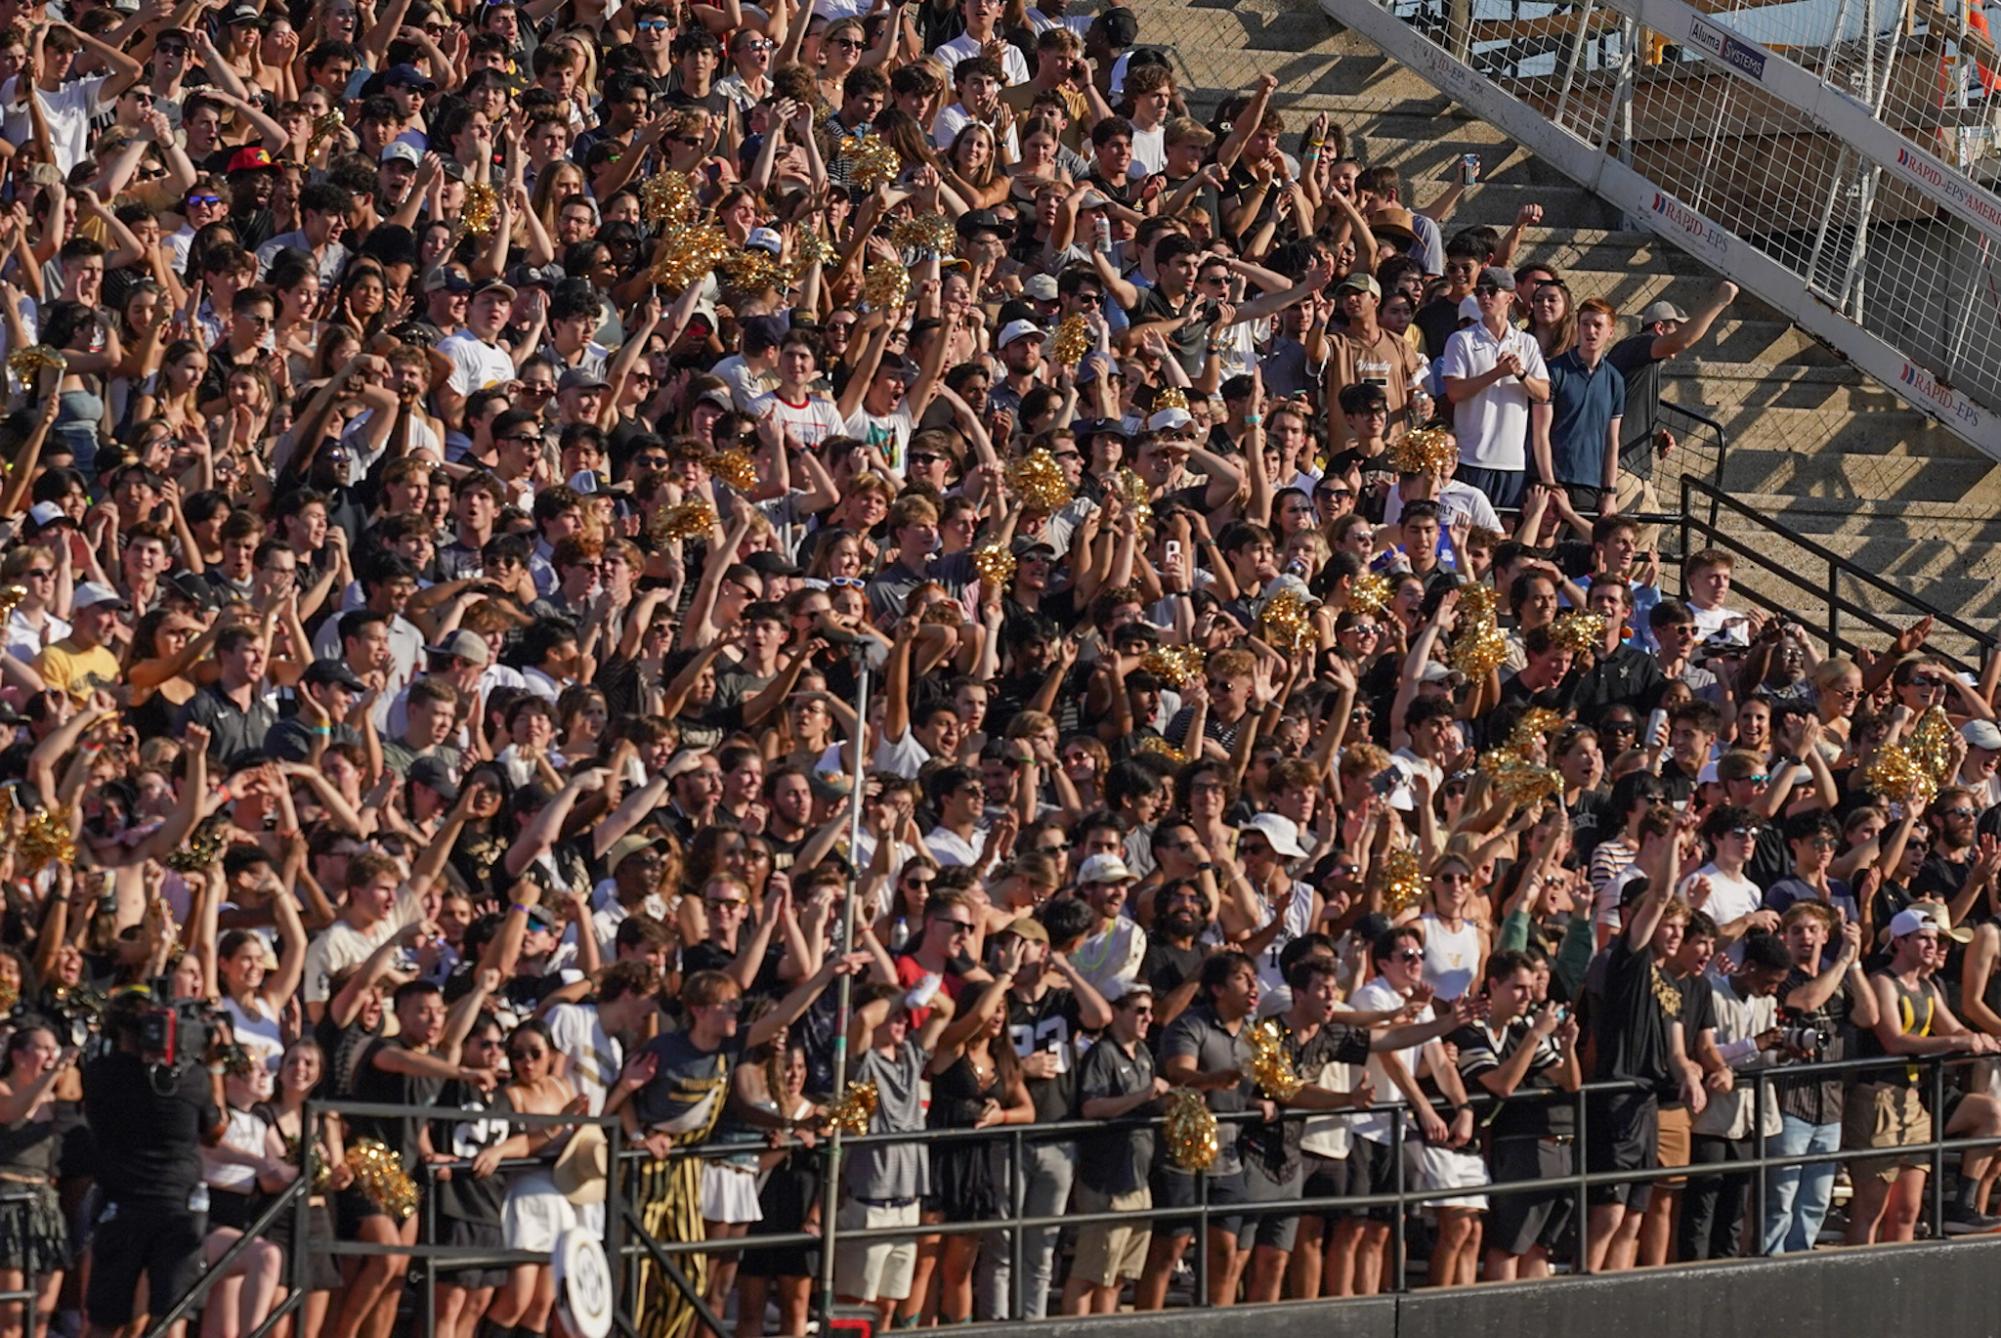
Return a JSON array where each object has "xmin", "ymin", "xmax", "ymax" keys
[
  {"xmin": 1640, "ymin": 298, "xmax": 1689, "ymax": 324},
  {"xmin": 1478, "ymin": 265, "xmax": 1516, "ymax": 293}
]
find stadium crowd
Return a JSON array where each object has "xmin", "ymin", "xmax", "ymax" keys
[{"xmin": 0, "ymin": 0, "xmax": 1994, "ymax": 1334}]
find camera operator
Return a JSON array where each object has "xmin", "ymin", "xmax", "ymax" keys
[{"xmin": 80, "ymin": 991, "xmax": 227, "ymax": 1338}]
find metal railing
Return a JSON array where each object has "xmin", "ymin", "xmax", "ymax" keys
[
  {"xmin": 1676, "ymin": 472, "xmax": 1999, "ymax": 675},
  {"xmin": 122, "ymin": 1047, "xmax": 2001, "ymax": 1335}
]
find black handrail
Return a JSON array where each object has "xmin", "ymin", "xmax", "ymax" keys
[
  {"xmin": 141, "ymin": 1174, "xmax": 309, "ymax": 1338},
  {"xmin": 1656, "ymin": 398, "xmax": 1729, "ymax": 536}
]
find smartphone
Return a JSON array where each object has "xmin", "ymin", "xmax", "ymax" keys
[
  {"xmin": 1459, "ymin": 153, "xmax": 1481, "ymax": 186},
  {"xmin": 1165, "ymin": 539, "xmax": 1182, "ymax": 565},
  {"xmin": 1370, "ymin": 767, "xmax": 1399, "ymax": 797},
  {"xmin": 1645, "ymin": 707, "xmax": 1668, "ymax": 749}
]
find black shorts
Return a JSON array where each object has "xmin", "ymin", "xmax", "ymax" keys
[
  {"xmin": 1488, "ymin": 1136, "xmax": 1577, "ymax": 1257},
  {"xmin": 1586, "ymin": 1090, "xmax": 1658, "ymax": 1210},
  {"xmin": 1302, "ymin": 1152, "xmax": 1356, "ymax": 1222},
  {"xmin": 86, "ymin": 1201, "xmax": 206, "ymax": 1327},
  {"xmin": 1155, "ymin": 1167, "xmax": 1247, "ymax": 1241},
  {"xmin": 1241, "ymin": 1161, "xmax": 1303, "ymax": 1253},
  {"xmin": 1350, "ymin": 1137, "xmax": 1403, "ymax": 1224},
  {"xmin": 433, "ymin": 1216, "xmax": 508, "ymax": 1291}
]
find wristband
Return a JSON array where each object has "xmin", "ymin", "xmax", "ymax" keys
[
  {"xmin": 311, "ymin": 725, "xmax": 332, "ymax": 737},
  {"xmin": 509, "ymin": 902, "xmax": 536, "ymax": 916},
  {"xmin": 1243, "ymin": 413, "xmax": 1263, "ymax": 426}
]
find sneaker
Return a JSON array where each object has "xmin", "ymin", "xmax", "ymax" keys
[{"xmin": 1943, "ymin": 1200, "xmax": 2001, "ymax": 1232}]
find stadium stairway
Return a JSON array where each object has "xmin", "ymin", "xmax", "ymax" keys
[{"xmin": 1126, "ymin": 0, "xmax": 2001, "ymax": 639}]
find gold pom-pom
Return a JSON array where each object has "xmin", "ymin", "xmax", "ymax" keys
[
  {"xmin": 972, "ymin": 544, "xmax": 1016, "ymax": 587},
  {"xmin": 1141, "ymin": 644, "xmax": 1206, "ymax": 688},
  {"xmin": 719, "ymin": 246, "xmax": 786, "ymax": 296},
  {"xmin": 7, "ymin": 345, "xmax": 66, "ymax": 383},
  {"xmin": 650, "ymin": 223, "xmax": 732, "ymax": 294},
  {"xmin": 1377, "ymin": 845, "xmax": 1425, "ymax": 915},
  {"xmin": 1114, "ymin": 466, "xmax": 1153, "ymax": 532},
  {"xmin": 306, "ymin": 110, "xmax": 346, "ymax": 153},
  {"xmin": 889, "ymin": 213, "xmax": 955, "ymax": 255},
  {"xmin": 1153, "ymin": 386, "xmax": 1188, "ymax": 413},
  {"xmin": 1549, "ymin": 610, "xmax": 1606, "ymax": 655},
  {"xmin": 1870, "ymin": 705, "xmax": 1958, "ymax": 806},
  {"xmin": 460, "ymin": 181, "xmax": 499, "ymax": 237},
  {"xmin": 861, "ymin": 262, "xmax": 910, "ymax": 311},
  {"xmin": 1508, "ymin": 706, "xmax": 1568, "ymax": 756},
  {"xmin": 1248, "ymin": 1019, "xmax": 1303, "ymax": 1101},
  {"xmin": 1479, "ymin": 749, "xmax": 1563, "ymax": 809},
  {"xmin": 1909, "ymin": 705, "xmax": 1959, "ymax": 798},
  {"xmin": 826, "ymin": 1080, "xmax": 878, "ymax": 1137},
  {"xmin": 1260, "ymin": 586, "xmax": 1317, "ymax": 652},
  {"xmin": 1349, "ymin": 572, "xmax": 1393, "ymax": 618},
  {"xmin": 1388, "ymin": 425, "xmax": 1457, "ymax": 475},
  {"xmin": 787, "ymin": 229, "xmax": 835, "ymax": 282},
  {"xmin": 165, "ymin": 822, "xmax": 230, "ymax": 873},
  {"xmin": 1164, "ymin": 1088, "xmax": 1219, "ymax": 1172},
  {"xmin": 1448, "ymin": 582, "xmax": 1506, "ymax": 678},
  {"xmin": 1007, "ymin": 449, "xmax": 1072, "ymax": 513},
  {"xmin": 848, "ymin": 133, "xmax": 902, "ymax": 193},
  {"xmin": 345, "ymin": 1139, "xmax": 418, "ymax": 1220},
  {"xmin": 653, "ymin": 500, "xmax": 717, "ymax": 542},
  {"xmin": 0, "ymin": 586, "xmax": 24, "ymax": 620},
  {"xmin": 20, "ymin": 809, "xmax": 74, "ymax": 871},
  {"xmin": 642, "ymin": 171, "xmax": 698, "ymax": 228},
  {"xmin": 1050, "ymin": 313, "xmax": 1091, "ymax": 367},
  {"xmin": 710, "ymin": 446, "xmax": 759, "ymax": 493},
  {"xmin": 1136, "ymin": 735, "xmax": 1190, "ymax": 766}
]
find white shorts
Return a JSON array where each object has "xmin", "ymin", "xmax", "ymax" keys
[
  {"xmin": 833, "ymin": 1198, "xmax": 919, "ymax": 1302},
  {"xmin": 1406, "ymin": 1141, "xmax": 1490, "ymax": 1212},
  {"xmin": 503, "ymin": 1167, "xmax": 578, "ymax": 1253},
  {"xmin": 699, "ymin": 1162, "xmax": 764, "ymax": 1225}
]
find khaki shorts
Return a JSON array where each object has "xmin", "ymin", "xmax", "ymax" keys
[
  {"xmin": 1844, "ymin": 1081, "xmax": 1934, "ymax": 1183},
  {"xmin": 1071, "ymin": 1185, "xmax": 1151, "ymax": 1287},
  {"xmin": 833, "ymin": 1198, "xmax": 920, "ymax": 1302},
  {"xmin": 1654, "ymin": 1104, "xmax": 1692, "ymax": 1188}
]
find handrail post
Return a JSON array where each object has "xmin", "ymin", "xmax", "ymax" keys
[
  {"xmin": 1931, "ymin": 1053, "xmax": 1948, "ymax": 1241},
  {"xmin": 1195, "ymin": 1164, "xmax": 1210, "ymax": 1308},
  {"xmin": 1574, "ymin": 1083, "xmax": 1591, "ymax": 1274},
  {"xmin": 1752, "ymin": 1067, "xmax": 1769, "ymax": 1253},
  {"xmin": 606, "ymin": 1120, "xmax": 627, "ymax": 1319},
  {"xmin": 294, "ymin": 1100, "xmax": 313, "ymax": 1309},
  {"xmin": 1008, "ymin": 1125, "xmax": 1025, "ymax": 1321},
  {"xmin": 1391, "ymin": 1106, "xmax": 1407, "ymax": 1292},
  {"xmin": 424, "ymin": 1162, "xmax": 438, "ymax": 1338},
  {"xmin": 1827, "ymin": 558, "xmax": 1839, "ymax": 649}
]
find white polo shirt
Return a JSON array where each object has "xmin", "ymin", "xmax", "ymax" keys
[{"xmin": 1439, "ymin": 320, "xmax": 1547, "ymax": 473}]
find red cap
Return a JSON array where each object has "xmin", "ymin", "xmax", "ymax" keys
[{"xmin": 225, "ymin": 146, "xmax": 275, "ymax": 174}]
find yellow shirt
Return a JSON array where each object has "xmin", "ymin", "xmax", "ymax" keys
[{"xmin": 34, "ymin": 639, "xmax": 121, "ymax": 701}]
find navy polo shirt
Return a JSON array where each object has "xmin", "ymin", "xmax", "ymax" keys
[{"xmin": 1547, "ymin": 349, "xmax": 1628, "ymax": 488}]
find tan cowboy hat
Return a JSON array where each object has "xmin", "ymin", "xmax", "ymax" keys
[{"xmin": 552, "ymin": 1125, "xmax": 608, "ymax": 1206}]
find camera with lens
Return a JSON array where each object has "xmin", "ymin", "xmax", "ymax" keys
[
  {"xmin": 1778, "ymin": 1023, "xmax": 1827, "ymax": 1058},
  {"xmin": 43, "ymin": 986, "xmax": 106, "ymax": 1052},
  {"xmin": 110, "ymin": 988, "xmax": 228, "ymax": 1076}
]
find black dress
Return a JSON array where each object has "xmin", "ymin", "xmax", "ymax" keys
[
  {"xmin": 925, "ymin": 1053, "xmax": 1002, "ymax": 1222},
  {"xmin": 739, "ymin": 1099, "xmax": 821, "ymax": 1281},
  {"xmin": 0, "ymin": 1110, "xmax": 66, "ymax": 1274}
]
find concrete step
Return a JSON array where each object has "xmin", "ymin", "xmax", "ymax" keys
[{"xmin": 1720, "ymin": 443, "xmax": 2001, "ymax": 504}]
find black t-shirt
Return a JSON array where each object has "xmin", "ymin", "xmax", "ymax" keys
[
  {"xmin": 1238, "ymin": 1018, "xmax": 1369, "ymax": 1180},
  {"xmin": 632, "ymin": 1027, "xmax": 745, "ymax": 1133},
  {"xmin": 1074, "ymin": 1035, "xmax": 1156, "ymax": 1195},
  {"xmin": 683, "ymin": 938, "xmax": 786, "ymax": 1000},
  {"xmin": 1605, "ymin": 333, "xmax": 1664, "ymax": 464},
  {"xmin": 82, "ymin": 1051, "xmax": 220, "ymax": 1208},
  {"xmin": 429, "ymin": 1083, "xmax": 514, "ymax": 1223},
  {"xmin": 351, "ymin": 1037, "xmax": 444, "ymax": 1171},
  {"xmin": 1415, "ymin": 295, "xmax": 1464, "ymax": 361},
  {"xmin": 1776, "ymin": 963, "xmax": 1854, "ymax": 1125},
  {"xmin": 1005, "ymin": 987, "xmax": 1084, "ymax": 1125},
  {"xmin": 1664, "ymin": 971, "xmax": 1716, "ymax": 1109},
  {"xmin": 1140, "ymin": 937, "xmax": 1203, "ymax": 1028},
  {"xmin": 1590, "ymin": 936, "xmax": 1676, "ymax": 1092},
  {"xmin": 1126, "ymin": 282, "xmax": 1212, "ymax": 379}
]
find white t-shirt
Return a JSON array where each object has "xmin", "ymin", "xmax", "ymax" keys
[
  {"xmin": 844, "ymin": 401, "xmax": 916, "ymax": 473},
  {"xmin": 1, "ymin": 75, "xmax": 108, "ymax": 174},
  {"xmin": 924, "ymin": 823, "xmax": 988, "ymax": 867},
  {"xmin": 1381, "ymin": 479, "xmax": 1503, "ymax": 534},
  {"xmin": 1689, "ymin": 601, "xmax": 1751, "ymax": 645},
  {"xmin": 546, "ymin": 1002, "xmax": 622, "ymax": 1115},
  {"xmin": 301, "ymin": 885, "xmax": 427, "ymax": 1004},
  {"xmin": 750, "ymin": 390, "xmax": 846, "ymax": 451},
  {"xmin": 1681, "ymin": 863, "xmax": 1763, "ymax": 930},
  {"xmin": 1350, "ymin": 976, "xmax": 1422, "ymax": 1144},
  {"xmin": 438, "ymin": 330, "xmax": 516, "ymax": 395},
  {"xmin": 1069, "ymin": 916, "xmax": 1146, "ymax": 1001},
  {"xmin": 934, "ymin": 33, "xmax": 1031, "ymax": 85},
  {"xmin": 1439, "ymin": 321, "xmax": 1547, "ymax": 473},
  {"xmin": 931, "ymin": 101, "xmax": 1019, "ymax": 157},
  {"xmin": 1130, "ymin": 122, "xmax": 1166, "ymax": 176}
]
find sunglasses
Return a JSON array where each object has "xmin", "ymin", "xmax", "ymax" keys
[
  {"xmin": 637, "ymin": 18, "xmax": 669, "ymax": 28},
  {"xmin": 1393, "ymin": 948, "xmax": 1425, "ymax": 963},
  {"xmin": 938, "ymin": 919, "xmax": 975, "ymax": 933},
  {"xmin": 830, "ymin": 576, "xmax": 865, "ymax": 590}
]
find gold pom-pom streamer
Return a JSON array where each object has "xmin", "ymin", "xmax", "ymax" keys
[
  {"xmin": 1248, "ymin": 1019, "xmax": 1303, "ymax": 1101},
  {"xmin": 7, "ymin": 345, "xmax": 66, "ymax": 382},
  {"xmin": 787, "ymin": 230, "xmax": 835, "ymax": 282},
  {"xmin": 1548, "ymin": 610, "xmax": 1606, "ymax": 655},
  {"xmin": 709, "ymin": 447, "xmax": 759, "ymax": 493},
  {"xmin": 1909, "ymin": 705, "xmax": 1959, "ymax": 797},
  {"xmin": 345, "ymin": 1139, "xmax": 418, "ymax": 1221},
  {"xmin": 1448, "ymin": 581, "xmax": 1506, "ymax": 678},
  {"xmin": 826, "ymin": 1080, "xmax": 878, "ymax": 1137},
  {"xmin": 460, "ymin": 181, "xmax": 499, "ymax": 238},
  {"xmin": 650, "ymin": 223, "xmax": 731, "ymax": 294},
  {"xmin": 848, "ymin": 133, "xmax": 902, "ymax": 193},
  {"xmin": 1478, "ymin": 749, "xmax": 1563, "ymax": 809},
  {"xmin": 1164, "ymin": 1088, "xmax": 1219, "ymax": 1172},
  {"xmin": 1007, "ymin": 449, "xmax": 1072, "ymax": 513},
  {"xmin": 1869, "ymin": 705, "xmax": 1958, "ymax": 806},
  {"xmin": 719, "ymin": 247, "xmax": 786, "ymax": 296},
  {"xmin": 306, "ymin": 110, "xmax": 346, "ymax": 153},
  {"xmin": 641, "ymin": 171, "xmax": 698, "ymax": 228},
  {"xmin": 1050, "ymin": 313, "xmax": 1091, "ymax": 367},
  {"xmin": 1349, "ymin": 572, "xmax": 1393, "ymax": 619},
  {"xmin": 0, "ymin": 586, "xmax": 24, "ymax": 620},
  {"xmin": 1141, "ymin": 644, "xmax": 1205, "ymax": 688},
  {"xmin": 165, "ymin": 822, "xmax": 230, "ymax": 873},
  {"xmin": 1114, "ymin": 467, "xmax": 1153, "ymax": 532},
  {"xmin": 1377, "ymin": 845, "xmax": 1425, "ymax": 915},
  {"xmin": 20, "ymin": 809, "xmax": 74, "ymax": 871},
  {"xmin": 1136, "ymin": 735, "xmax": 1190, "ymax": 766},
  {"xmin": 1388, "ymin": 425, "xmax": 1457, "ymax": 475},
  {"xmin": 652, "ymin": 500, "xmax": 717, "ymax": 542},
  {"xmin": 1260, "ymin": 587, "xmax": 1316, "ymax": 652},
  {"xmin": 972, "ymin": 544, "xmax": 1016, "ymax": 587},
  {"xmin": 1153, "ymin": 386, "xmax": 1188, "ymax": 413},
  {"xmin": 1508, "ymin": 706, "xmax": 1568, "ymax": 755},
  {"xmin": 888, "ymin": 213, "xmax": 955, "ymax": 256},
  {"xmin": 861, "ymin": 262, "xmax": 910, "ymax": 312}
]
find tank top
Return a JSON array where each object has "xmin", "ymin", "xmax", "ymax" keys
[
  {"xmin": 1420, "ymin": 912, "xmax": 1482, "ymax": 1001},
  {"xmin": 203, "ymin": 1105, "xmax": 270, "ymax": 1193},
  {"xmin": 225, "ymin": 992, "xmax": 286, "ymax": 1074},
  {"xmin": 1857, "ymin": 972, "xmax": 1935, "ymax": 1088},
  {"xmin": 0, "ymin": 1108, "xmax": 59, "ymax": 1179}
]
